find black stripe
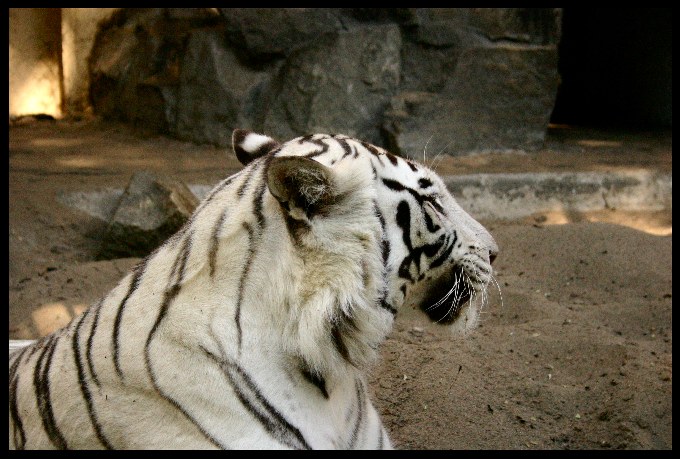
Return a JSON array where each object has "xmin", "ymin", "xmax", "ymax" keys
[
  {"xmin": 382, "ymin": 178, "xmax": 443, "ymax": 212},
  {"xmin": 147, "ymin": 232, "xmax": 192, "ymax": 343},
  {"xmin": 253, "ymin": 178, "xmax": 267, "ymax": 231},
  {"xmin": 85, "ymin": 299, "xmax": 104, "ymax": 387},
  {"xmin": 9, "ymin": 340, "xmax": 32, "ymax": 385},
  {"xmin": 330, "ymin": 309, "xmax": 359, "ymax": 363},
  {"xmin": 72, "ymin": 311, "xmax": 114, "ymax": 449},
  {"xmin": 369, "ymin": 160, "xmax": 378, "ymax": 179},
  {"xmin": 374, "ymin": 203, "xmax": 390, "ymax": 266},
  {"xmin": 143, "ymin": 233, "xmax": 225, "ymax": 449},
  {"xmin": 331, "ymin": 322, "xmax": 351, "ymax": 364},
  {"xmin": 303, "ymin": 137, "xmax": 330, "ymax": 158},
  {"xmin": 396, "ymin": 200, "xmax": 413, "ymax": 250},
  {"xmin": 348, "ymin": 379, "xmax": 365, "ymax": 449},
  {"xmin": 202, "ymin": 347, "xmax": 311, "ymax": 450},
  {"xmin": 379, "ymin": 299, "xmax": 398, "ymax": 315},
  {"xmin": 374, "ymin": 202, "xmax": 397, "ymax": 315},
  {"xmin": 209, "ymin": 208, "xmax": 229, "ymax": 277},
  {"xmin": 112, "ymin": 258, "xmax": 148, "ymax": 380},
  {"xmin": 198, "ymin": 175, "xmax": 237, "ymax": 212},
  {"xmin": 361, "ymin": 141, "xmax": 384, "ymax": 166},
  {"xmin": 406, "ymin": 160, "xmax": 419, "ymax": 172},
  {"xmin": 423, "ymin": 207, "xmax": 441, "ymax": 233},
  {"xmin": 337, "ymin": 138, "xmax": 354, "ymax": 160},
  {"xmin": 33, "ymin": 335, "xmax": 68, "ymax": 449},
  {"xmin": 9, "ymin": 344, "xmax": 31, "ymax": 449},
  {"xmin": 418, "ymin": 178, "xmax": 433, "ymax": 188},
  {"xmin": 382, "ymin": 178, "xmax": 406, "ymax": 193},
  {"xmin": 398, "ymin": 236, "xmax": 447, "ymax": 283},
  {"xmin": 385, "ymin": 151, "xmax": 399, "ymax": 166},
  {"xmin": 299, "ymin": 360, "xmax": 329, "ymax": 399},
  {"xmin": 429, "ymin": 233, "xmax": 457, "ymax": 270},
  {"xmin": 395, "ymin": 199, "xmax": 449, "ymax": 282},
  {"xmin": 235, "ymin": 222, "xmax": 255, "ymax": 352},
  {"xmin": 237, "ymin": 165, "xmax": 256, "ymax": 198},
  {"xmin": 9, "ymin": 369, "xmax": 26, "ymax": 449}
]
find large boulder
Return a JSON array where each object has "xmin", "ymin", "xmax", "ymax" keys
[
  {"xmin": 98, "ymin": 170, "xmax": 199, "ymax": 259},
  {"xmin": 219, "ymin": 8, "xmax": 345, "ymax": 62},
  {"xmin": 410, "ymin": 8, "xmax": 561, "ymax": 46},
  {"xmin": 173, "ymin": 29, "xmax": 269, "ymax": 147},
  {"xmin": 384, "ymin": 45, "xmax": 559, "ymax": 157},
  {"xmin": 88, "ymin": 8, "xmax": 562, "ymax": 155},
  {"xmin": 262, "ymin": 24, "xmax": 402, "ymax": 145}
]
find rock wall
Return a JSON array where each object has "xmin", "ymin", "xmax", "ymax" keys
[
  {"xmin": 61, "ymin": 8, "xmax": 120, "ymax": 117},
  {"xmin": 89, "ymin": 8, "xmax": 561, "ymax": 156}
]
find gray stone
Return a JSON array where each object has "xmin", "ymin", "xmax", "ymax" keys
[
  {"xmin": 383, "ymin": 45, "xmax": 558, "ymax": 157},
  {"xmin": 90, "ymin": 9, "xmax": 225, "ymax": 135},
  {"xmin": 400, "ymin": 42, "xmax": 461, "ymax": 93},
  {"xmin": 99, "ymin": 171, "xmax": 199, "ymax": 259},
  {"xmin": 412, "ymin": 8, "xmax": 560, "ymax": 46},
  {"xmin": 173, "ymin": 29, "xmax": 269, "ymax": 147},
  {"xmin": 343, "ymin": 9, "xmax": 418, "ymax": 25},
  {"xmin": 262, "ymin": 24, "xmax": 401, "ymax": 145},
  {"xmin": 87, "ymin": 8, "xmax": 562, "ymax": 155},
  {"xmin": 219, "ymin": 8, "xmax": 345, "ymax": 61}
]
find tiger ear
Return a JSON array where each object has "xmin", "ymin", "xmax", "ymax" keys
[
  {"xmin": 232, "ymin": 129, "xmax": 280, "ymax": 166},
  {"xmin": 267, "ymin": 156, "xmax": 335, "ymax": 221}
]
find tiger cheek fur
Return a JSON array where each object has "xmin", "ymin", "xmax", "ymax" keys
[{"xmin": 9, "ymin": 130, "xmax": 497, "ymax": 450}]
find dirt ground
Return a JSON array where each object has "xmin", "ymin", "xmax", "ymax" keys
[{"xmin": 8, "ymin": 118, "xmax": 672, "ymax": 450}]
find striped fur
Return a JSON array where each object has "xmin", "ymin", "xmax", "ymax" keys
[{"xmin": 9, "ymin": 131, "xmax": 497, "ymax": 450}]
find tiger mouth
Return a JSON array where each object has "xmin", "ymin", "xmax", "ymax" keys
[{"xmin": 419, "ymin": 266, "xmax": 475, "ymax": 324}]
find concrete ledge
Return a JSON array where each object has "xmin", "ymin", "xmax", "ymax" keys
[
  {"xmin": 58, "ymin": 171, "xmax": 672, "ymax": 223},
  {"xmin": 445, "ymin": 171, "xmax": 672, "ymax": 220}
]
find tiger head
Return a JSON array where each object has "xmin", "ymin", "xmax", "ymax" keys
[{"xmin": 232, "ymin": 130, "xmax": 498, "ymax": 339}]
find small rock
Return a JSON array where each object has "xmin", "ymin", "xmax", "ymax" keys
[{"xmin": 98, "ymin": 170, "xmax": 199, "ymax": 259}]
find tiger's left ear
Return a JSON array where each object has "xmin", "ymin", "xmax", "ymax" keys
[
  {"xmin": 267, "ymin": 156, "xmax": 335, "ymax": 221},
  {"xmin": 232, "ymin": 129, "xmax": 280, "ymax": 166}
]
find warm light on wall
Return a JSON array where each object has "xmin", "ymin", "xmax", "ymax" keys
[
  {"xmin": 9, "ymin": 8, "xmax": 63, "ymax": 119},
  {"xmin": 9, "ymin": 66, "xmax": 63, "ymax": 118}
]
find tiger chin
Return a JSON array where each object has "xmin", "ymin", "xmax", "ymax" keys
[{"xmin": 9, "ymin": 129, "xmax": 497, "ymax": 450}]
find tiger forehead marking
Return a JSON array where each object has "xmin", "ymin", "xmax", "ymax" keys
[{"xmin": 9, "ymin": 130, "xmax": 497, "ymax": 450}]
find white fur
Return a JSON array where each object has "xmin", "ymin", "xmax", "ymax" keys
[{"xmin": 241, "ymin": 132, "xmax": 276, "ymax": 153}]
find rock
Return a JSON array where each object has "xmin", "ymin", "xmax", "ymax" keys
[
  {"xmin": 88, "ymin": 8, "xmax": 561, "ymax": 155},
  {"xmin": 89, "ymin": 9, "xmax": 170, "ymax": 131},
  {"xmin": 384, "ymin": 45, "xmax": 559, "ymax": 157},
  {"xmin": 89, "ymin": 8, "xmax": 225, "ymax": 135},
  {"xmin": 173, "ymin": 29, "xmax": 269, "ymax": 147},
  {"xmin": 411, "ymin": 8, "xmax": 561, "ymax": 46},
  {"xmin": 98, "ymin": 170, "xmax": 199, "ymax": 259},
  {"xmin": 262, "ymin": 24, "xmax": 401, "ymax": 145},
  {"xmin": 219, "ymin": 8, "xmax": 345, "ymax": 62}
]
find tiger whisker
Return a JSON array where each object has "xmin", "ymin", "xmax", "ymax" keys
[{"xmin": 422, "ymin": 134, "xmax": 434, "ymax": 165}]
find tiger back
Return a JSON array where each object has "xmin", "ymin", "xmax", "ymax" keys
[{"xmin": 9, "ymin": 130, "xmax": 498, "ymax": 449}]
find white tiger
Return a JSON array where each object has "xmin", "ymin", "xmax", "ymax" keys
[{"xmin": 9, "ymin": 130, "xmax": 498, "ymax": 449}]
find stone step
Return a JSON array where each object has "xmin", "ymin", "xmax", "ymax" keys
[{"xmin": 57, "ymin": 170, "xmax": 672, "ymax": 224}]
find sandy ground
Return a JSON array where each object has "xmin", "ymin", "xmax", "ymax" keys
[{"xmin": 8, "ymin": 119, "xmax": 672, "ymax": 449}]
